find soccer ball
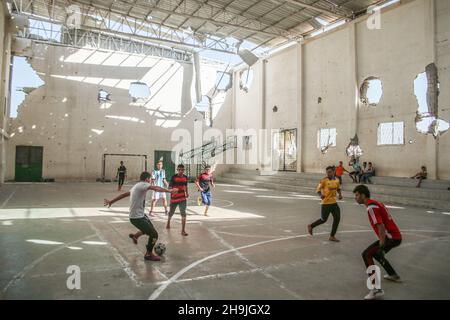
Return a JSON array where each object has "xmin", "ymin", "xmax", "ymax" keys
[{"xmin": 154, "ymin": 243, "xmax": 166, "ymax": 256}]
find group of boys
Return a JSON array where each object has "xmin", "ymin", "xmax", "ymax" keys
[
  {"xmin": 105, "ymin": 162, "xmax": 402, "ymax": 300},
  {"xmin": 308, "ymin": 166, "xmax": 402, "ymax": 299},
  {"xmin": 105, "ymin": 161, "xmax": 214, "ymax": 258}
]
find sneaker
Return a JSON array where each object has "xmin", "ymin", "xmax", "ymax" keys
[
  {"xmin": 329, "ymin": 236, "xmax": 340, "ymax": 242},
  {"xmin": 364, "ymin": 289, "xmax": 385, "ymax": 300},
  {"xmin": 384, "ymin": 275, "xmax": 402, "ymax": 283},
  {"xmin": 144, "ymin": 254, "xmax": 161, "ymax": 261}
]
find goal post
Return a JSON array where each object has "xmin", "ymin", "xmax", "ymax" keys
[{"xmin": 101, "ymin": 153, "xmax": 148, "ymax": 182}]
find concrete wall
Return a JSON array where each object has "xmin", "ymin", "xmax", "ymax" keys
[
  {"xmin": 436, "ymin": 0, "xmax": 450, "ymax": 178},
  {"xmin": 0, "ymin": 3, "xmax": 12, "ymax": 184},
  {"xmin": 4, "ymin": 0, "xmax": 449, "ymax": 181},
  {"xmin": 6, "ymin": 43, "xmax": 233, "ymax": 181},
  {"xmin": 356, "ymin": 0, "xmax": 440, "ymax": 178},
  {"xmin": 302, "ymin": 26, "xmax": 355, "ymax": 173},
  {"xmin": 229, "ymin": 0, "xmax": 450, "ymax": 179}
]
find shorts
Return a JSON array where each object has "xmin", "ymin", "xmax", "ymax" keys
[
  {"xmin": 152, "ymin": 191, "xmax": 166, "ymax": 200},
  {"xmin": 129, "ymin": 216, "xmax": 158, "ymax": 252},
  {"xmin": 169, "ymin": 200, "xmax": 187, "ymax": 217},
  {"xmin": 201, "ymin": 191, "xmax": 212, "ymax": 206}
]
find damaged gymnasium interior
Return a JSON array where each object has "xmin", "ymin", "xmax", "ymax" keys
[{"xmin": 0, "ymin": 0, "xmax": 450, "ymax": 301}]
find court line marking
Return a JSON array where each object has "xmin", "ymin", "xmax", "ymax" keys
[
  {"xmin": 1, "ymin": 188, "xmax": 17, "ymax": 209},
  {"xmin": 148, "ymin": 230, "xmax": 341, "ymax": 300},
  {"xmin": 105, "ymin": 221, "xmax": 170, "ymax": 282},
  {"xmin": 214, "ymin": 230, "xmax": 282, "ymax": 239},
  {"xmin": 148, "ymin": 228, "xmax": 450, "ymax": 300},
  {"xmin": 153, "ymin": 257, "xmax": 332, "ymax": 286},
  {"xmin": 87, "ymin": 221, "xmax": 144, "ymax": 288},
  {"xmin": 1, "ymin": 234, "xmax": 97, "ymax": 295},
  {"xmin": 209, "ymin": 229, "xmax": 303, "ymax": 299}
]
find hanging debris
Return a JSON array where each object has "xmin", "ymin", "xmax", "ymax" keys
[{"xmin": 346, "ymin": 134, "xmax": 363, "ymax": 160}]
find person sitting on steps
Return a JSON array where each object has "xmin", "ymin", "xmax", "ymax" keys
[{"xmin": 411, "ymin": 166, "xmax": 427, "ymax": 188}]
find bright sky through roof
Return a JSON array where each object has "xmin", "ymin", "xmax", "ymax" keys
[{"xmin": 10, "ymin": 56, "xmax": 45, "ymax": 118}]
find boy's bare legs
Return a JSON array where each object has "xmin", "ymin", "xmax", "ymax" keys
[
  {"xmin": 149, "ymin": 199, "xmax": 156, "ymax": 216},
  {"xmin": 417, "ymin": 177, "xmax": 423, "ymax": 188},
  {"xmin": 129, "ymin": 230, "xmax": 143, "ymax": 244},
  {"xmin": 163, "ymin": 198, "xmax": 168, "ymax": 215},
  {"xmin": 204, "ymin": 205, "xmax": 209, "ymax": 216},
  {"xmin": 181, "ymin": 216, "xmax": 188, "ymax": 236}
]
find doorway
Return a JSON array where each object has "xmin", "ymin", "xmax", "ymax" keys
[
  {"xmin": 15, "ymin": 146, "xmax": 43, "ymax": 182},
  {"xmin": 272, "ymin": 129, "xmax": 297, "ymax": 172},
  {"xmin": 154, "ymin": 150, "xmax": 176, "ymax": 180}
]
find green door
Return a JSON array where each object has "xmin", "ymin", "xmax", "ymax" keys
[
  {"xmin": 15, "ymin": 146, "xmax": 43, "ymax": 182},
  {"xmin": 154, "ymin": 150, "xmax": 176, "ymax": 182}
]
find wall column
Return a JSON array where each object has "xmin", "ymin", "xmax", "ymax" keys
[
  {"xmin": 349, "ymin": 23, "xmax": 359, "ymax": 145},
  {"xmin": 296, "ymin": 43, "xmax": 304, "ymax": 173},
  {"xmin": 425, "ymin": 0, "xmax": 438, "ymax": 179}
]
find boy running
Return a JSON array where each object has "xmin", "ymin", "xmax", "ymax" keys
[
  {"xmin": 307, "ymin": 166, "xmax": 342, "ymax": 242},
  {"xmin": 104, "ymin": 171, "xmax": 177, "ymax": 261},
  {"xmin": 195, "ymin": 165, "xmax": 215, "ymax": 216},
  {"xmin": 353, "ymin": 185, "xmax": 403, "ymax": 300},
  {"xmin": 166, "ymin": 164, "xmax": 189, "ymax": 236},
  {"xmin": 149, "ymin": 161, "xmax": 169, "ymax": 216}
]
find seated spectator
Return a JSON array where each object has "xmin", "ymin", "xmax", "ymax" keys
[
  {"xmin": 411, "ymin": 166, "xmax": 427, "ymax": 188},
  {"xmin": 349, "ymin": 158, "xmax": 362, "ymax": 183},
  {"xmin": 358, "ymin": 162, "xmax": 368, "ymax": 182},
  {"xmin": 361, "ymin": 162, "xmax": 375, "ymax": 184}
]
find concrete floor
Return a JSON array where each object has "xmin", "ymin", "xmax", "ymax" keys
[{"xmin": 0, "ymin": 182, "xmax": 449, "ymax": 300}]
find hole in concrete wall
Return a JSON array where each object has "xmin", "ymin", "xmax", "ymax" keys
[
  {"xmin": 91, "ymin": 129, "xmax": 104, "ymax": 135},
  {"xmin": 216, "ymin": 71, "xmax": 232, "ymax": 91},
  {"xmin": 98, "ymin": 89, "xmax": 111, "ymax": 102},
  {"xmin": 240, "ymin": 68, "xmax": 254, "ymax": 93},
  {"xmin": 129, "ymin": 82, "xmax": 150, "ymax": 103},
  {"xmin": 360, "ymin": 77, "xmax": 383, "ymax": 107},
  {"xmin": 10, "ymin": 56, "xmax": 45, "ymax": 118},
  {"xmin": 318, "ymin": 128, "xmax": 336, "ymax": 154},
  {"xmin": 377, "ymin": 121, "xmax": 404, "ymax": 145},
  {"xmin": 414, "ymin": 63, "xmax": 449, "ymax": 138}
]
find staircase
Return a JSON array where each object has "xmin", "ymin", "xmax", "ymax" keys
[
  {"xmin": 179, "ymin": 136, "xmax": 237, "ymax": 179},
  {"xmin": 218, "ymin": 168, "xmax": 450, "ymax": 210}
]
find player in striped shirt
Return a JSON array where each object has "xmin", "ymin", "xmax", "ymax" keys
[
  {"xmin": 353, "ymin": 184, "xmax": 402, "ymax": 300},
  {"xmin": 166, "ymin": 164, "xmax": 189, "ymax": 236}
]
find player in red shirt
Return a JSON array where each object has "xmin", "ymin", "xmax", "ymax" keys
[
  {"xmin": 166, "ymin": 164, "xmax": 189, "ymax": 236},
  {"xmin": 195, "ymin": 165, "xmax": 215, "ymax": 216},
  {"xmin": 353, "ymin": 185, "xmax": 402, "ymax": 300}
]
